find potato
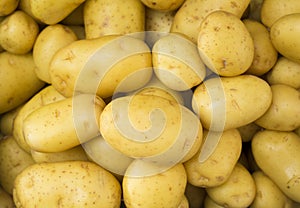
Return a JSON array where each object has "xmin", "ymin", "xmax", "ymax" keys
[
  {"xmin": 270, "ymin": 13, "xmax": 300, "ymax": 64},
  {"xmin": 123, "ymin": 162, "xmax": 187, "ymax": 208},
  {"xmin": 13, "ymin": 161, "xmax": 121, "ymax": 208},
  {"xmin": 0, "ymin": 104, "xmax": 22, "ymax": 135},
  {"xmin": 261, "ymin": 0, "xmax": 300, "ymax": 28},
  {"xmin": 177, "ymin": 195, "xmax": 189, "ymax": 208},
  {"xmin": 243, "ymin": 19, "xmax": 278, "ymax": 76},
  {"xmin": 83, "ymin": 0, "xmax": 145, "ymax": 39},
  {"xmin": 49, "ymin": 35, "xmax": 152, "ymax": 98},
  {"xmin": 250, "ymin": 171, "xmax": 293, "ymax": 208},
  {"xmin": 192, "ymin": 75, "xmax": 272, "ymax": 131},
  {"xmin": 184, "ymin": 183, "xmax": 206, "ymax": 208},
  {"xmin": 237, "ymin": 122, "xmax": 262, "ymax": 142},
  {"xmin": 23, "ymin": 94, "xmax": 105, "ymax": 152},
  {"xmin": 31, "ymin": 145, "xmax": 89, "ymax": 163},
  {"xmin": 152, "ymin": 33, "xmax": 206, "ymax": 91},
  {"xmin": 170, "ymin": 0, "xmax": 250, "ymax": 43},
  {"xmin": 19, "ymin": 0, "xmax": 85, "ymax": 25},
  {"xmin": 267, "ymin": 57, "xmax": 300, "ymax": 89},
  {"xmin": 33, "ymin": 24, "xmax": 78, "ymax": 83},
  {"xmin": 0, "ymin": 0, "xmax": 19, "ymax": 16},
  {"xmin": 13, "ymin": 85, "xmax": 66, "ymax": 152},
  {"xmin": 206, "ymin": 163, "xmax": 256, "ymax": 208},
  {"xmin": 197, "ymin": 11, "xmax": 254, "ymax": 76},
  {"xmin": 0, "ymin": 186, "xmax": 14, "ymax": 208},
  {"xmin": 255, "ymin": 84, "xmax": 300, "ymax": 131},
  {"xmin": 251, "ymin": 130, "xmax": 300, "ymax": 202},
  {"xmin": 140, "ymin": 0, "xmax": 184, "ymax": 11},
  {"xmin": 0, "ymin": 136, "xmax": 35, "ymax": 194},
  {"xmin": 0, "ymin": 10, "xmax": 39, "ymax": 54},
  {"xmin": 0, "ymin": 52, "xmax": 45, "ymax": 114},
  {"xmin": 184, "ymin": 129, "xmax": 242, "ymax": 188}
]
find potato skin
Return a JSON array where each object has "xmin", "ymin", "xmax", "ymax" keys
[
  {"xmin": 0, "ymin": 0, "xmax": 19, "ymax": 16},
  {"xmin": 13, "ymin": 161, "xmax": 121, "ymax": 208}
]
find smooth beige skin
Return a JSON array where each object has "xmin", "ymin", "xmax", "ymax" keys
[
  {"xmin": 171, "ymin": 0, "xmax": 250, "ymax": 43},
  {"xmin": 0, "ymin": 104, "xmax": 22, "ymax": 135},
  {"xmin": 0, "ymin": 10, "xmax": 39, "ymax": 54},
  {"xmin": 184, "ymin": 129, "xmax": 242, "ymax": 188},
  {"xmin": 267, "ymin": 57, "xmax": 300, "ymax": 89},
  {"xmin": 23, "ymin": 94, "xmax": 105, "ymax": 152},
  {"xmin": 197, "ymin": 11, "xmax": 254, "ymax": 76},
  {"xmin": 31, "ymin": 145, "xmax": 89, "ymax": 163},
  {"xmin": 152, "ymin": 33, "xmax": 206, "ymax": 91},
  {"xmin": 13, "ymin": 85, "xmax": 66, "ymax": 153},
  {"xmin": 237, "ymin": 122, "xmax": 261, "ymax": 142},
  {"xmin": 270, "ymin": 13, "xmax": 300, "ymax": 64},
  {"xmin": 251, "ymin": 171, "xmax": 293, "ymax": 208},
  {"xmin": 84, "ymin": 0, "xmax": 145, "ymax": 39},
  {"xmin": 252, "ymin": 130, "xmax": 300, "ymax": 202},
  {"xmin": 0, "ymin": 0, "xmax": 19, "ymax": 16},
  {"xmin": 243, "ymin": 19, "xmax": 278, "ymax": 76},
  {"xmin": 33, "ymin": 24, "xmax": 78, "ymax": 83},
  {"xmin": 0, "ymin": 136, "xmax": 35, "ymax": 194},
  {"xmin": 261, "ymin": 0, "xmax": 300, "ymax": 28},
  {"xmin": 0, "ymin": 52, "xmax": 45, "ymax": 114},
  {"xmin": 0, "ymin": 186, "xmax": 15, "ymax": 208},
  {"xmin": 123, "ymin": 162, "xmax": 187, "ymax": 208},
  {"xmin": 19, "ymin": 0, "xmax": 85, "ymax": 25},
  {"xmin": 13, "ymin": 161, "xmax": 121, "ymax": 208},
  {"xmin": 206, "ymin": 163, "xmax": 256, "ymax": 208},
  {"xmin": 49, "ymin": 35, "xmax": 152, "ymax": 98},
  {"xmin": 192, "ymin": 75, "xmax": 272, "ymax": 131},
  {"xmin": 255, "ymin": 84, "xmax": 300, "ymax": 131},
  {"xmin": 141, "ymin": 0, "xmax": 184, "ymax": 11}
]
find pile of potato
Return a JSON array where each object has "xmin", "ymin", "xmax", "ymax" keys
[{"xmin": 0, "ymin": 0, "xmax": 300, "ymax": 207}]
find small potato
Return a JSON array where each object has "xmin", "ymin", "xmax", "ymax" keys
[
  {"xmin": 152, "ymin": 33, "xmax": 206, "ymax": 91},
  {"xmin": 0, "ymin": 104, "xmax": 22, "ymax": 135},
  {"xmin": 255, "ymin": 84, "xmax": 300, "ymax": 131},
  {"xmin": 0, "ymin": 10, "xmax": 39, "ymax": 54},
  {"xmin": 0, "ymin": 52, "xmax": 45, "ymax": 114},
  {"xmin": 192, "ymin": 75, "xmax": 272, "ymax": 131},
  {"xmin": 251, "ymin": 130, "xmax": 300, "ymax": 202},
  {"xmin": 13, "ymin": 161, "xmax": 121, "ymax": 208},
  {"xmin": 0, "ymin": 136, "xmax": 35, "ymax": 194},
  {"xmin": 140, "ymin": 0, "xmax": 184, "ymax": 11},
  {"xmin": 123, "ymin": 162, "xmax": 187, "ymax": 208},
  {"xmin": 267, "ymin": 57, "xmax": 300, "ymax": 89},
  {"xmin": 206, "ymin": 163, "xmax": 256, "ymax": 208},
  {"xmin": 0, "ymin": 0, "xmax": 19, "ymax": 16},
  {"xmin": 250, "ymin": 171, "xmax": 293, "ymax": 208},
  {"xmin": 33, "ymin": 24, "xmax": 78, "ymax": 83},
  {"xmin": 84, "ymin": 0, "xmax": 145, "ymax": 39},
  {"xmin": 0, "ymin": 186, "xmax": 15, "ymax": 208},
  {"xmin": 243, "ymin": 19, "xmax": 278, "ymax": 76},
  {"xmin": 184, "ymin": 129, "xmax": 242, "ymax": 188},
  {"xmin": 197, "ymin": 11, "xmax": 254, "ymax": 76},
  {"xmin": 270, "ymin": 13, "xmax": 300, "ymax": 64}
]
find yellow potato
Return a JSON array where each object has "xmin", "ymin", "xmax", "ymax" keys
[
  {"xmin": 0, "ymin": 186, "xmax": 14, "ymax": 208},
  {"xmin": 0, "ymin": 52, "xmax": 45, "ymax": 114},
  {"xmin": 243, "ymin": 19, "xmax": 278, "ymax": 76},
  {"xmin": 23, "ymin": 94, "xmax": 105, "ymax": 152},
  {"xmin": 261, "ymin": 0, "xmax": 300, "ymax": 28},
  {"xmin": 152, "ymin": 33, "xmax": 206, "ymax": 91},
  {"xmin": 83, "ymin": 0, "xmax": 145, "ymax": 39},
  {"xmin": 250, "ymin": 171, "xmax": 293, "ymax": 208},
  {"xmin": 171, "ymin": 0, "xmax": 250, "ymax": 43},
  {"xmin": 0, "ymin": 104, "xmax": 22, "ymax": 135},
  {"xmin": 0, "ymin": 0, "xmax": 19, "ymax": 16},
  {"xmin": 197, "ymin": 11, "xmax": 254, "ymax": 76},
  {"xmin": 206, "ymin": 163, "xmax": 256, "ymax": 208},
  {"xmin": 13, "ymin": 161, "xmax": 121, "ymax": 208},
  {"xmin": 140, "ymin": 0, "xmax": 184, "ymax": 11},
  {"xmin": 255, "ymin": 84, "xmax": 300, "ymax": 131},
  {"xmin": 49, "ymin": 35, "xmax": 152, "ymax": 98},
  {"xmin": 123, "ymin": 162, "xmax": 187, "ymax": 208},
  {"xmin": 33, "ymin": 24, "xmax": 78, "ymax": 83},
  {"xmin": 270, "ymin": 13, "xmax": 300, "ymax": 64},
  {"xmin": 177, "ymin": 195, "xmax": 189, "ymax": 208},
  {"xmin": 192, "ymin": 75, "xmax": 272, "ymax": 131},
  {"xmin": 184, "ymin": 183, "xmax": 206, "ymax": 208},
  {"xmin": 251, "ymin": 130, "xmax": 300, "ymax": 202},
  {"xmin": 184, "ymin": 129, "xmax": 242, "ymax": 188},
  {"xmin": 0, "ymin": 136, "xmax": 35, "ymax": 194},
  {"xmin": 267, "ymin": 57, "xmax": 300, "ymax": 89},
  {"xmin": 19, "ymin": 0, "xmax": 85, "ymax": 25}
]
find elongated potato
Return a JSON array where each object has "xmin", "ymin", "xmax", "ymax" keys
[
  {"xmin": 252, "ymin": 130, "xmax": 300, "ymax": 202},
  {"xmin": 13, "ymin": 161, "xmax": 121, "ymax": 208}
]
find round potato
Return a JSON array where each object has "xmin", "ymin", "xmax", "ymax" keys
[
  {"xmin": 0, "ymin": 10, "xmax": 39, "ymax": 54},
  {"xmin": 13, "ymin": 161, "xmax": 121, "ymax": 208},
  {"xmin": 255, "ymin": 84, "xmax": 300, "ymax": 131},
  {"xmin": 0, "ymin": 0, "xmax": 19, "ymax": 16},
  {"xmin": 252, "ymin": 130, "xmax": 300, "ymax": 202},
  {"xmin": 140, "ymin": 0, "xmax": 184, "ymax": 11}
]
